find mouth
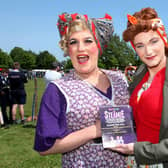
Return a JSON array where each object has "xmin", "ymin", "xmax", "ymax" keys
[
  {"xmin": 77, "ymin": 55, "xmax": 89, "ymax": 64},
  {"xmin": 146, "ymin": 55, "xmax": 156, "ymax": 60}
]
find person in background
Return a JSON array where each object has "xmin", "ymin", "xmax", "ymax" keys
[
  {"xmin": 44, "ymin": 61, "xmax": 62, "ymax": 86},
  {"xmin": 110, "ymin": 7, "xmax": 168, "ymax": 168},
  {"xmin": 0, "ymin": 69, "xmax": 12, "ymax": 128},
  {"xmin": 8, "ymin": 62, "xmax": 27, "ymax": 124},
  {"xmin": 34, "ymin": 12, "xmax": 130, "ymax": 167}
]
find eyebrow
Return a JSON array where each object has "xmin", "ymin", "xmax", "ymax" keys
[
  {"xmin": 134, "ymin": 37, "xmax": 159, "ymax": 46},
  {"xmin": 69, "ymin": 38, "xmax": 76, "ymax": 41},
  {"xmin": 69, "ymin": 36, "xmax": 93, "ymax": 40},
  {"xmin": 134, "ymin": 41, "xmax": 145, "ymax": 48}
]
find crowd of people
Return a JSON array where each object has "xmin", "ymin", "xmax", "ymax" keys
[
  {"xmin": 0, "ymin": 62, "xmax": 27, "ymax": 128},
  {"xmin": 0, "ymin": 61, "xmax": 64, "ymax": 129}
]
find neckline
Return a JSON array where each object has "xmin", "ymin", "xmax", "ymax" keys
[
  {"xmin": 73, "ymin": 69, "xmax": 113, "ymax": 102},
  {"xmin": 94, "ymin": 85, "xmax": 112, "ymax": 99}
]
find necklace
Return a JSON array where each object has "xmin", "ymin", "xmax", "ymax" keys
[
  {"xmin": 137, "ymin": 79, "xmax": 152, "ymax": 102},
  {"xmin": 142, "ymin": 81, "xmax": 151, "ymax": 90}
]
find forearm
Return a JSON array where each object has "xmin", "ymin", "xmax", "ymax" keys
[
  {"xmin": 39, "ymin": 124, "xmax": 99, "ymax": 155},
  {"xmin": 134, "ymin": 139, "xmax": 168, "ymax": 164}
]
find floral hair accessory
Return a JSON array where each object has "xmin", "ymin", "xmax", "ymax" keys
[
  {"xmin": 127, "ymin": 14, "xmax": 137, "ymax": 25},
  {"xmin": 57, "ymin": 12, "xmax": 114, "ymax": 56},
  {"xmin": 127, "ymin": 14, "xmax": 138, "ymax": 50},
  {"xmin": 57, "ymin": 13, "xmax": 86, "ymax": 37}
]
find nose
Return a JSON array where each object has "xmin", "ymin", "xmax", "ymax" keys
[
  {"xmin": 78, "ymin": 42, "xmax": 85, "ymax": 51},
  {"xmin": 145, "ymin": 45, "xmax": 152, "ymax": 56}
]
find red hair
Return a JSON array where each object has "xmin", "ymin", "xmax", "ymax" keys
[{"xmin": 123, "ymin": 7, "xmax": 168, "ymax": 56}]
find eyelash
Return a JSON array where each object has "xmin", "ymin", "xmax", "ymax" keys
[
  {"xmin": 69, "ymin": 39, "xmax": 93, "ymax": 45},
  {"xmin": 85, "ymin": 39, "xmax": 93, "ymax": 43},
  {"xmin": 69, "ymin": 40, "xmax": 77, "ymax": 45},
  {"xmin": 151, "ymin": 39, "xmax": 158, "ymax": 44},
  {"xmin": 136, "ymin": 45, "xmax": 143, "ymax": 48},
  {"xmin": 136, "ymin": 39, "xmax": 159, "ymax": 48}
]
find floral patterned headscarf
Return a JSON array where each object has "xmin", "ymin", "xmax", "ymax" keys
[{"xmin": 57, "ymin": 13, "xmax": 114, "ymax": 56}]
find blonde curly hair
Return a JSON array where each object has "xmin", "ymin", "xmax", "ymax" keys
[{"xmin": 59, "ymin": 18, "xmax": 89, "ymax": 56}]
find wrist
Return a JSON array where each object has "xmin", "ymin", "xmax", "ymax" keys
[{"xmin": 85, "ymin": 125, "xmax": 97, "ymax": 139}]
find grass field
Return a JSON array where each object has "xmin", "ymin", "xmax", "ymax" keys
[{"xmin": 0, "ymin": 78, "xmax": 62, "ymax": 168}]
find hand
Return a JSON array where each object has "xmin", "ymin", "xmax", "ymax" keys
[{"xmin": 109, "ymin": 143, "xmax": 134, "ymax": 155}]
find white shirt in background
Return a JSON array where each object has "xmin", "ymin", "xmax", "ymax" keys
[{"xmin": 44, "ymin": 70, "xmax": 62, "ymax": 86}]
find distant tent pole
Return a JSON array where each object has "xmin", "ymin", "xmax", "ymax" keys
[
  {"xmin": 34, "ymin": 77, "xmax": 38, "ymax": 120},
  {"xmin": 31, "ymin": 76, "xmax": 38, "ymax": 121}
]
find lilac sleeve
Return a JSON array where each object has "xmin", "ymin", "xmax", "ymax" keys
[{"xmin": 34, "ymin": 83, "xmax": 71, "ymax": 152}]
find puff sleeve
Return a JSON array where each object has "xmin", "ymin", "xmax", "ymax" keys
[{"xmin": 34, "ymin": 83, "xmax": 71, "ymax": 152}]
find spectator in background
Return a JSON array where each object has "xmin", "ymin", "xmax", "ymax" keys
[
  {"xmin": 8, "ymin": 62, "xmax": 27, "ymax": 124},
  {"xmin": 44, "ymin": 61, "xmax": 62, "ymax": 86},
  {"xmin": 0, "ymin": 69, "xmax": 12, "ymax": 128}
]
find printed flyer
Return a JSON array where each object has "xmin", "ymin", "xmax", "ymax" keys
[{"xmin": 99, "ymin": 105, "xmax": 136, "ymax": 148}]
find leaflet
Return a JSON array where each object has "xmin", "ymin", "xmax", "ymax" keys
[{"xmin": 99, "ymin": 105, "xmax": 136, "ymax": 148}]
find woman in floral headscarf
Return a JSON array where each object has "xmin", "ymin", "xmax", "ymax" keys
[
  {"xmin": 34, "ymin": 12, "xmax": 130, "ymax": 167},
  {"xmin": 110, "ymin": 7, "xmax": 168, "ymax": 168}
]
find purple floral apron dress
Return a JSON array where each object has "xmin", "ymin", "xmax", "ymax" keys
[{"xmin": 53, "ymin": 69, "xmax": 129, "ymax": 168}]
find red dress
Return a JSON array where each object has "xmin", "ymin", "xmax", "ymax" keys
[{"xmin": 129, "ymin": 67, "xmax": 165, "ymax": 143}]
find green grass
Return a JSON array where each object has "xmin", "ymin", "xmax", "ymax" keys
[{"xmin": 0, "ymin": 78, "xmax": 61, "ymax": 168}]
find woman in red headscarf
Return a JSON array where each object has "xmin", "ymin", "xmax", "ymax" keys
[
  {"xmin": 34, "ymin": 12, "xmax": 130, "ymax": 167},
  {"xmin": 110, "ymin": 7, "xmax": 168, "ymax": 168}
]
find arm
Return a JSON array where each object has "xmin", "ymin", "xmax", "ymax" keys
[
  {"xmin": 109, "ymin": 139, "xmax": 168, "ymax": 164},
  {"xmin": 134, "ymin": 139, "xmax": 168, "ymax": 164},
  {"xmin": 22, "ymin": 72, "xmax": 28, "ymax": 83},
  {"xmin": 34, "ymin": 83, "xmax": 101, "ymax": 155},
  {"xmin": 39, "ymin": 123, "xmax": 100, "ymax": 155}
]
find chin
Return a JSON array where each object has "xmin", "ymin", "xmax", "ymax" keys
[
  {"xmin": 75, "ymin": 68, "xmax": 88, "ymax": 73},
  {"xmin": 147, "ymin": 62, "xmax": 160, "ymax": 69},
  {"xmin": 79, "ymin": 68, "xmax": 95, "ymax": 75},
  {"xmin": 80, "ymin": 70, "xmax": 91, "ymax": 74}
]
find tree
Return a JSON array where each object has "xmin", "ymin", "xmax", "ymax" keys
[
  {"xmin": 99, "ymin": 34, "xmax": 136, "ymax": 70},
  {"xmin": 62, "ymin": 58, "xmax": 73, "ymax": 72},
  {"xmin": 36, "ymin": 51, "xmax": 58, "ymax": 69},
  {"xmin": 0, "ymin": 49, "xmax": 13, "ymax": 68},
  {"xmin": 10, "ymin": 47, "xmax": 36, "ymax": 69}
]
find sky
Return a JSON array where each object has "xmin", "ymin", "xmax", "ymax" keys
[{"xmin": 0, "ymin": 0, "xmax": 168, "ymax": 61}]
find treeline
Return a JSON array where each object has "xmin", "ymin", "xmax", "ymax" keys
[
  {"xmin": 0, "ymin": 34, "xmax": 141, "ymax": 71},
  {"xmin": 0, "ymin": 47, "xmax": 59, "ymax": 70}
]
